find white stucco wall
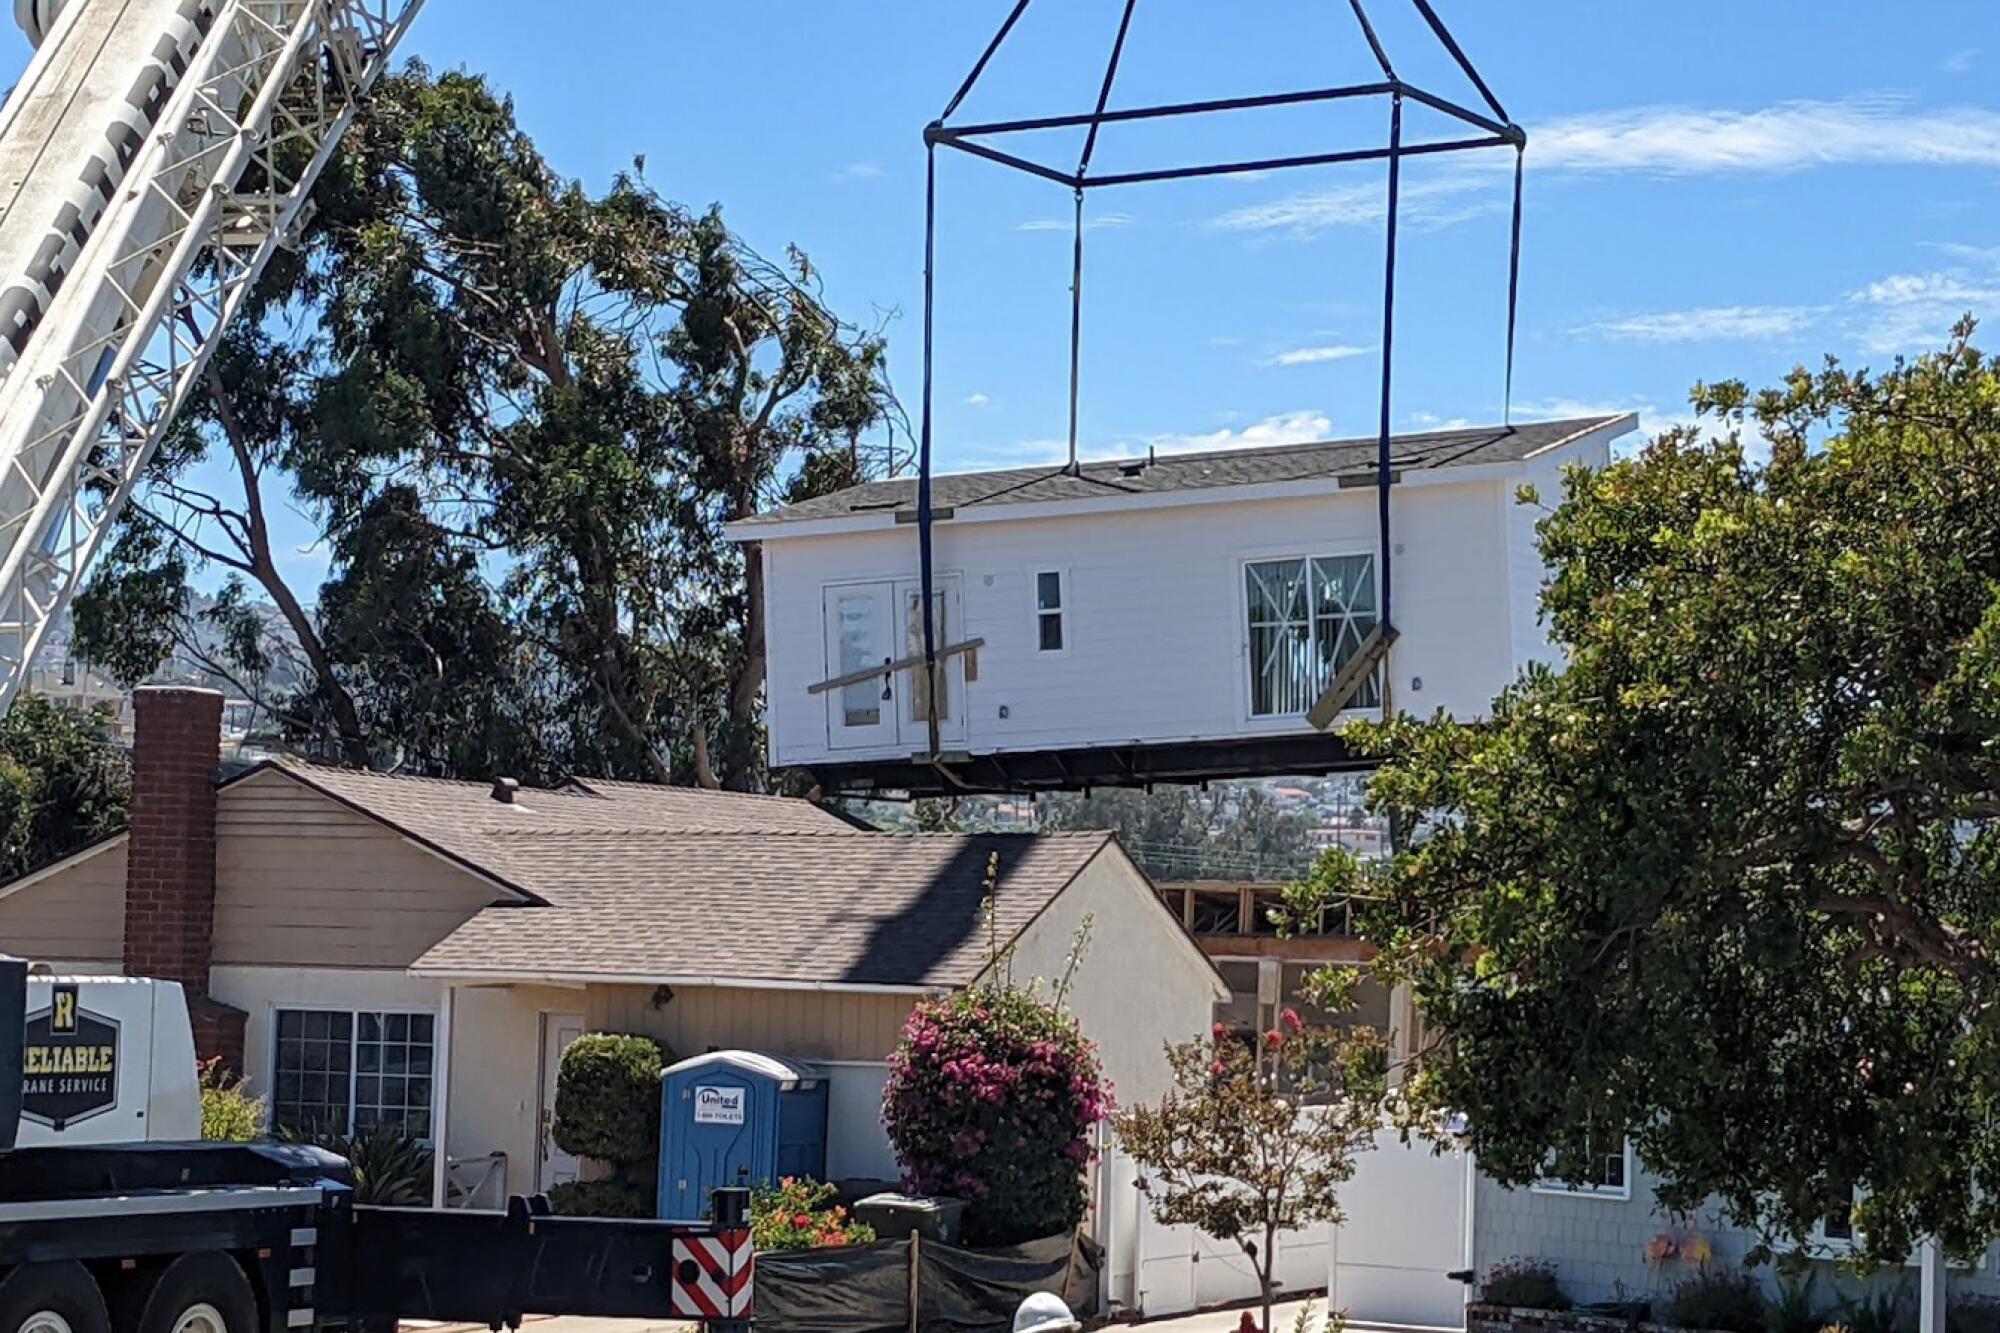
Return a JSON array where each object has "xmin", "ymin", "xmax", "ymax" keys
[
  {"xmin": 1000, "ymin": 847, "xmax": 1223, "ymax": 1109},
  {"xmin": 445, "ymin": 981, "xmax": 588, "ymax": 1201},
  {"xmin": 753, "ymin": 424, "xmax": 1628, "ymax": 771}
]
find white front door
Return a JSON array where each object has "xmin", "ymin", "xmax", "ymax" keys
[
  {"xmin": 820, "ymin": 577, "xmax": 966, "ymax": 750},
  {"xmin": 537, "ymin": 1012, "xmax": 586, "ymax": 1191},
  {"xmin": 823, "ymin": 582, "xmax": 897, "ymax": 749}
]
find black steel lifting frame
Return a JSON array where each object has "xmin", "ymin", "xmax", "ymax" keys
[{"xmin": 911, "ymin": 0, "xmax": 1526, "ymax": 776}]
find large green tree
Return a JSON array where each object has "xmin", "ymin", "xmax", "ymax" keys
[
  {"xmin": 1292, "ymin": 324, "xmax": 2000, "ymax": 1262},
  {"xmin": 77, "ymin": 64, "xmax": 896, "ymax": 787},
  {"xmin": 1036, "ymin": 783, "xmax": 1321, "ymax": 880},
  {"xmin": 0, "ymin": 698, "xmax": 128, "ymax": 880}
]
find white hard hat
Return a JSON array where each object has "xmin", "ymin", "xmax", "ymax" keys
[{"xmin": 1013, "ymin": 1292, "xmax": 1081, "ymax": 1333}]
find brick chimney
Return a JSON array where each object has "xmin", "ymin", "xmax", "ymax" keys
[{"xmin": 124, "ymin": 686, "xmax": 245, "ymax": 1070}]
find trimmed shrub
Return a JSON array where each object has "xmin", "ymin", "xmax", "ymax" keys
[
  {"xmin": 547, "ymin": 1178, "xmax": 653, "ymax": 1219},
  {"xmin": 198, "ymin": 1058, "xmax": 264, "ymax": 1143},
  {"xmin": 1664, "ymin": 1270, "xmax": 1766, "ymax": 1333},
  {"xmin": 551, "ymin": 1033, "xmax": 670, "ymax": 1162},
  {"xmin": 548, "ymin": 1032, "xmax": 671, "ymax": 1218},
  {"xmin": 882, "ymin": 985, "xmax": 1109, "ymax": 1246},
  {"xmin": 751, "ymin": 1177, "xmax": 877, "ymax": 1251},
  {"xmin": 1478, "ymin": 1258, "xmax": 1570, "ymax": 1312}
]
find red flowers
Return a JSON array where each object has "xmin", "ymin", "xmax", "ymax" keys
[
  {"xmin": 1264, "ymin": 1028, "xmax": 1283, "ymax": 1048},
  {"xmin": 1281, "ymin": 1007, "xmax": 1304, "ymax": 1033}
]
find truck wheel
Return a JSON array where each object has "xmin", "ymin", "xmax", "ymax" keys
[
  {"xmin": 0, "ymin": 1262, "xmax": 112, "ymax": 1333},
  {"xmin": 130, "ymin": 1256, "xmax": 254, "ymax": 1333}
]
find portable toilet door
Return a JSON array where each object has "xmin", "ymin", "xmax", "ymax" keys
[{"xmin": 658, "ymin": 1051, "xmax": 823, "ymax": 1222}]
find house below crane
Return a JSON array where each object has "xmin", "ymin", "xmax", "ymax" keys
[{"xmin": 730, "ymin": 413, "xmax": 1637, "ymax": 795}]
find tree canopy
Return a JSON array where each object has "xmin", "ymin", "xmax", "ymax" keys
[
  {"xmin": 1294, "ymin": 325, "xmax": 2000, "ymax": 1262},
  {"xmin": 75, "ymin": 63, "xmax": 896, "ymax": 788},
  {"xmin": 0, "ymin": 698, "xmax": 128, "ymax": 880}
]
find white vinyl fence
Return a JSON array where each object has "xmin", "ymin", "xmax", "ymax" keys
[{"xmin": 1096, "ymin": 1121, "xmax": 1472, "ymax": 1329}]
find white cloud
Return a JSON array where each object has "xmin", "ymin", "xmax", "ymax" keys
[
  {"xmin": 1534, "ymin": 97, "xmax": 2000, "ymax": 174},
  {"xmin": 1268, "ymin": 344, "xmax": 1371, "ymax": 367},
  {"xmin": 830, "ymin": 162, "xmax": 884, "ymax": 184},
  {"xmin": 1216, "ymin": 97, "xmax": 2000, "ymax": 235},
  {"xmin": 1573, "ymin": 304, "xmax": 1821, "ymax": 344},
  {"xmin": 1139, "ymin": 409, "xmax": 1333, "ymax": 456},
  {"xmin": 1016, "ymin": 212, "xmax": 1134, "ymax": 233},
  {"xmin": 1213, "ymin": 177, "xmax": 1502, "ymax": 236},
  {"xmin": 1512, "ymin": 397, "xmax": 1680, "ymax": 444},
  {"xmin": 1944, "ymin": 48, "xmax": 1978, "ymax": 75},
  {"xmin": 979, "ymin": 408, "xmax": 1339, "ymax": 469},
  {"xmin": 964, "ymin": 393, "xmax": 992, "ymax": 407},
  {"xmin": 1407, "ymin": 411, "xmax": 1472, "ymax": 430},
  {"xmin": 1846, "ymin": 263, "xmax": 2000, "ymax": 353}
]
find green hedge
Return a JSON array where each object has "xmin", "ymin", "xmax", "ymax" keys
[{"xmin": 549, "ymin": 1032, "xmax": 671, "ymax": 1217}]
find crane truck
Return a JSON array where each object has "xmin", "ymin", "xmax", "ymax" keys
[
  {"xmin": 0, "ymin": 2, "xmax": 759, "ymax": 1330},
  {"xmin": 0, "ymin": 960, "xmax": 757, "ymax": 1333}
]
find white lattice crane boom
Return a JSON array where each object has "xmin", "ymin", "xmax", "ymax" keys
[{"xmin": 0, "ymin": 0, "xmax": 423, "ymax": 711}]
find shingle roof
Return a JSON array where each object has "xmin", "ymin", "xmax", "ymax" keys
[
  {"xmin": 244, "ymin": 761, "xmax": 853, "ymax": 902},
  {"xmin": 409, "ymin": 829, "xmax": 1114, "ymax": 988},
  {"xmin": 737, "ymin": 415, "xmax": 1631, "ymax": 529}
]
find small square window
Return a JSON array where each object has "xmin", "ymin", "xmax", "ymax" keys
[
  {"xmin": 1531, "ymin": 1133, "xmax": 1632, "ymax": 1200},
  {"xmin": 1037, "ymin": 571, "xmax": 1062, "ymax": 611}
]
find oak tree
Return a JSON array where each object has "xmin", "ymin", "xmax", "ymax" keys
[{"xmin": 1297, "ymin": 324, "xmax": 2000, "ymax": 1262}]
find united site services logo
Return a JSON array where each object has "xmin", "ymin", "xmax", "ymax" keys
[{"xmin": 21, "ymin": 985, "xmax": 119, "ymax": 1129}]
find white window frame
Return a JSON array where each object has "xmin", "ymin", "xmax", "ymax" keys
[
  {"xmin": 270, "ymin": 1006, "xmax": 438, "ymax": 1144},
  {"xmin": 1531, "ymin": 1135, "xmax": 1634, "ymax": 1201},
  {"xmin": 1793, "ymin": 1186, "xmax": 1979, "ymax": 1269},
  {"xmin": 1238, "ymin": 549, "xmax": 1383, "ymax": 724},
  {"xmin": 1033, "ymin": 568, "xmax": 1069, "ymax": 656}
]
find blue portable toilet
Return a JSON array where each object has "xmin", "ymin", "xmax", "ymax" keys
[{"xmin": 657, "ymin": 1050, "xmax": 829, "ymax": 1221}]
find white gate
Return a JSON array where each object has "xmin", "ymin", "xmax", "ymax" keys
[
  {"xmin": 1101, "ymin": 1124, "xmax": 1471, "ymax": 1327},
  {"xmin": 1329, "ymin": 1128, "xmax": 1472, "ymax": 1330}
]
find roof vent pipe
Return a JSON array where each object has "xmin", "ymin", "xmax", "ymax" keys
[{"xmin": 491, "ymin": 777, "xmax": 520, "ymax": 804}]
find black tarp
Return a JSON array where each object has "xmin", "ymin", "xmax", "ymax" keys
[
  {"xmin": 756, "ymin": 1231, "xmax": 1101, "ymax": 1333},
  {"xmin": 757, "ymin": 1240, "xmax": 911, "ymax": 1333}
]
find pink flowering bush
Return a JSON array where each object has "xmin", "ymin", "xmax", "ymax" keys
[{"xmin": 882, "ymin": 985, "xmax": 1111, "ymax": 1245}]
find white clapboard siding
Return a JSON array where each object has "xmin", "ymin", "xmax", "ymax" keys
[{"xmin": 760, "ymin": 432, "xmax": 1617, "ymax": 771}]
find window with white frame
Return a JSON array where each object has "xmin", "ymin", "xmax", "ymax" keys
[
  {"xmin": 1036, "ymin": 571, "xmax": 1065, "ymax": 652},
  {"xmin": 273, "ymin": 1008, "xmax": 436, "ymax": 1139},
  {"xmin": 1531, "ymin": 1133, "xmax": 1633, "ymax": 1200},
  {"xmin": 1244, "ymin": 554, "xmax": 1380, "ymax": 717}
]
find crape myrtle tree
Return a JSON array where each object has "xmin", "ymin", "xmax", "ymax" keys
[
  {"xmin": 1115, "ymin": 1010, "xmax": 1386, "ymax": 1333},
  {"xmin": 77, "ymin": 63, "xmax": 897, "ymax": 786},
  {"xmin": 1287, "ymin": 322, "xmax": 2000, "ymax": 1262}
]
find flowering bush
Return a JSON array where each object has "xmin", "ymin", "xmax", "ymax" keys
[
  {"xmin": 882, "ymin": 984, "xmax": 1110, "ymax": 1245},
  {"xmin": 751, "ymin": 1177, "xmax": 876, "ymax": 1251}
]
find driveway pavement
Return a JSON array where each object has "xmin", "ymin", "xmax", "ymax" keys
[{"xmin": 406, "ymin": 1293, "xmax": 1343, "ymax": 1333}]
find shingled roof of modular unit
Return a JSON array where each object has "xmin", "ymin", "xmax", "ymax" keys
[{"xmin": 734, "ymin": 415, "xmax": 1633, "ymax": 529}]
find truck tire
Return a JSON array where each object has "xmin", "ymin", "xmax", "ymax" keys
[
  {"xmin": 128, "ymin": 1255, "xmax": 255, "ymax": 1333},
  {"xmin": 0, "ymin": 1262, "xmax": 112, "ymax": 1333}
]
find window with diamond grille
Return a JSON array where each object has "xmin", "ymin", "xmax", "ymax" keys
[{"xmin": 1245, "ymin": 554, "xmax": 1380, "ymax": 717}]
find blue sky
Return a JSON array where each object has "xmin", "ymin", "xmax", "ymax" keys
[{"xmin": 12, "ymin": 1, "xmax": 2000, "ymax": 591}]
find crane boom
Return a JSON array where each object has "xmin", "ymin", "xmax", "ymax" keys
[{"xmin": 0, "ymin": 0, "xmax": 422, "ymax": 712}]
